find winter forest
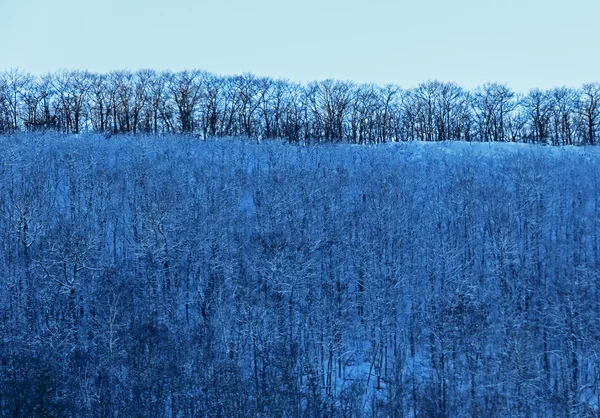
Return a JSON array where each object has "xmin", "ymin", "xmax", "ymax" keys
[
  {"xmin": 1, "ymin": 69, "xmax": 600, "ymax": 418},
  {"xmin": 1, "ymin": 68, "xmax": 600, "ymax": 146}
]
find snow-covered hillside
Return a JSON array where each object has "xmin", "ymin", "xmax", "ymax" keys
[{"xmin": 1, "ymin": 134, "xmax": 599, "ymax": 417}]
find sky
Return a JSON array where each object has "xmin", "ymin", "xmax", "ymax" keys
[{"xmin": 1, "ymin": 0, "xmax": 599, "ymax": 92}]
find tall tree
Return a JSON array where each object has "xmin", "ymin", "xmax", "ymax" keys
[
  {"xmin": 473, "ymin": 83, "xmax": 516, "ymax": 142},
  {"xmin": 578, "ymin": 83, "xmax": 600, "ymax": 145}
]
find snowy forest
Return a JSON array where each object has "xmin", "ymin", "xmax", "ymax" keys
[
  {"xmin": 1, "ymin": 69, "xmax": 600, "ymax": 146},
  {"xmin": 1, "ymin": 133, "xmax": 600, "ymax": 417}
]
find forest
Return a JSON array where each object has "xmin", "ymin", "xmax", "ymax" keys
[
  {"xmin": 0, "ymin": 68, "xmax": 599, "ymax": 146},
  {"xmin": 0, "ymin": 133, "xmax": 599, "ymax": 417}
]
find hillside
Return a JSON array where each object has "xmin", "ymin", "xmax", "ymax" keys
[{"xmin": 1, "ymin": 134, "xmax": 599, "ymax": 417}]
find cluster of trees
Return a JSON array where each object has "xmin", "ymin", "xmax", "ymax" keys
[
  {"xmin": 1, "ymin": 69, "xmax": 599, "ymax": 145},
  {"xmin": 1, "ymin": 135, "xmax": 599, "ymax": 417}
]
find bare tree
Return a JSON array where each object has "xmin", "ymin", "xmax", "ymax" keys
[
  {"xmin": 1, "ymin": 68, "xmax": 32, "ymax": 132},
  {"xmin": 168, "ymin": 70, "xmax": 204, "ymax": 133},
  {"xmin": 523, "ymin": 89, "xmax": 552, "ymax": 143},
  {"xmin": 549, "ymin": 87, "xmax": 577, "ymax": 145},
  {"xmin": 473, "ymin": 83, "xmax": 516, "ymax": 142},
  {"xmin": 578, "ymin": 83, "xmax": 600, "ymax": 145}
]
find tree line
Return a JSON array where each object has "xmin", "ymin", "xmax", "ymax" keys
[
  {"xmin": 1, "ymin": 68, "xmax": 599, "ymax": 145},
  {"xmin": 1, "ymin": 135, "xmax": 600, "ymax": 416}
]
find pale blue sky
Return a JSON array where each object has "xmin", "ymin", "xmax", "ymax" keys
[{"xmin": 2, "ymin": 0, "xmax": 598, "ymax": 92}]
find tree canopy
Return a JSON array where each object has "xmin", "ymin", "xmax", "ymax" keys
[{"xmin": 1, "ymin": 69, "xmax": 599, "ymax": 145}]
